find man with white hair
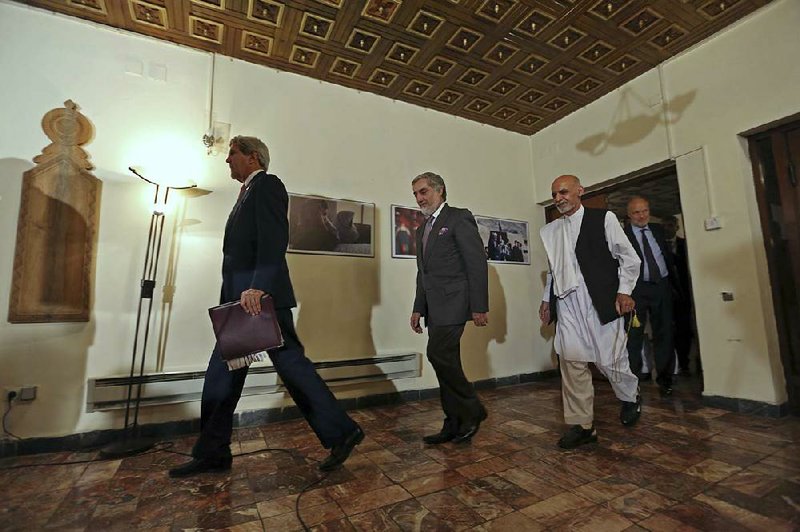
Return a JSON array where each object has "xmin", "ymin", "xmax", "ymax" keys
[
  {"xmin": 169, "ymin": 136, "xmax": 362, "ymax": 477},
  {"xmin": 539, "ymin": 175, "xmax": 642, "ymax": 449}
]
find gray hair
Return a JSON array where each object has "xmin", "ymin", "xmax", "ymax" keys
[
  {"xmin": 412, "ymin": 171, "xmax": 447, "ymax": 201},
  {"xmin": 627, "ymin": 195, "xmax": 650, "ymax": 207},
  {"xmin": 230, "ymin": 135, "xmax": 270, "ymax": 171}
]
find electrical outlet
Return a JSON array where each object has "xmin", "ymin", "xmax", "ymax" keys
[
  {"xmin": 19, "ymin": 386, "xmax": 37, "ymax": 401},
  {"xmin": 704, "ymin": 216, "xmax": 722, "ymax": 230},
  {"xmin": 5, "ymin": 386, "xmax": 37, "ymax": 402},
  {"xmin": 4, "ymin": 387, "xmax": 20, "ymax": 401}
]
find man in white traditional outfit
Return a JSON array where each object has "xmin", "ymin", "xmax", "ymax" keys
[{"xmin": 539, "ymin": 175, "xmax": 643, "ymax": 449}]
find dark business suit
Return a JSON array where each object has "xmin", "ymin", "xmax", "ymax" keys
[
  {"xmin": 192, "ymin": 171, "xmax": 358, "ymax": 460},
  {"xmin": 624, "ymin": 222, "xmax": 676, "ymax": 387},
  {"xmin": 413, "ymin": 204, "xmax": 489, "ymax": 434}
]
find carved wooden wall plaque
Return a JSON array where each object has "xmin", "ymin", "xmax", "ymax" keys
[{"xmin": 8, "ymin": 100, "xmax": 101, "ymax": 323}]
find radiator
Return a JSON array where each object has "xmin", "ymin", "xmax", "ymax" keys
[{"xmin": 86, "ymin": 353, "xmax": 421, "ymax": 412}]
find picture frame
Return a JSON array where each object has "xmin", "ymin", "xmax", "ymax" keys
[
  {"xmin": 288, "ymin": 193, "xmax": 375, "ymax": 257},
  {"xmin": 391, "ymin": 204, "xmax": 426, "ymax": 259},
  {"xmin": 475, "ymin": 214, "xmax": 530, "ymax": 265}
]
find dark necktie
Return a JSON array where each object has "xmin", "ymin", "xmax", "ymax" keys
[
  {"xmin": 422, "ymin": 216, "xmax": 434, "ymax": 254},
  {"xmin": 640, "ymin": 227, "xmax": 661, "ymax": 282},
  {"xmin": 227, "ymin": 184, "xmax": 248, "ymax": 225}
]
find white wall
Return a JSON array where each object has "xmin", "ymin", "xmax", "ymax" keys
[
  {"xmin": 0, "ymin": 2, "xmax": 548, "ymax": 438},
  {"xmin": 531, "ymin": 0, "xmax": 800, "ymax": 405}
]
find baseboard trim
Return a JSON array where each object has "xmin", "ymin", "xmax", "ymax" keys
[
  {"xmin": 702, "ymin": 394, "xmax": 789, "ymax": 418},
  {"xmin": 0, "ymin": 369, "xmax": 559, "ymax": 458}
]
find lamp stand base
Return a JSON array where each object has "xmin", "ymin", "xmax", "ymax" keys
[{"xmin": 99, "ymin": 436, "xmax": 155, "ymax": 459}]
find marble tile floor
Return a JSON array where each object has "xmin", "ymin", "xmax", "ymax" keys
[{"xmin": 1, "ymin": 377, "xmax": 799, "ymax": 531}]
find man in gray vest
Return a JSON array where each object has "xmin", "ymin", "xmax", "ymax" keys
[{"xmin": 539, "ymin": 175, "xmax": 642, "ymax": 449}]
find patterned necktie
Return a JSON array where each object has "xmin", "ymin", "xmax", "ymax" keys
[
  {"xmin": 238, "ymin": 183, "xmax": 247, "ymax": 201},
  {"xmin": 422, "ymin": 216, "xmax": 434, "ymax": 254},
  {"xmin": 640, "ymin": 227, "xmax": 661, "ymax": 282}
]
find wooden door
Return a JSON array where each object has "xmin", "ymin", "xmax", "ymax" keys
[{"xmin": 749, "ymin": 123, "xmax": 800, "ymax": 415}]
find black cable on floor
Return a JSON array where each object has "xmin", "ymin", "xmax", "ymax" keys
[
  {"xmin": 2, "ymin": 396, "xmax": 21, "ymax": 441},
  {"xmin": 296, "ymin": 472, "xmax": 328, "ymax": 532},
  {"xmin": 0, "ymin": 438, "xmax": 330, "ymax": 531}
]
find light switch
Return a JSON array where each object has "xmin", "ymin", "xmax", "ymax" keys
[{"xmin": 704, "ymin": 216, "xmax": 722, "ymax": 230}]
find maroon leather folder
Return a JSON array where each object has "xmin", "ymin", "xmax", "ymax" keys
[{"xmin": 208, "ymin": 294, "xmax": 284, "ymax": 361}]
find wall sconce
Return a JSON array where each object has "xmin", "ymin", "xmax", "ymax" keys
[
  {"xmin": 100, "ymin": 167, "xmax": 196, "ymax": 458},
  {"xmin": 202, "ymin": 54, "xmax": 230, "ymax": 156},
  {"xmin": 202, "ymin": 120, "xmax": 231, "ymax": 156}
]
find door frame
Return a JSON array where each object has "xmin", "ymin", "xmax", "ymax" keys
[{"xmin": 747, "ymin": 123, "xmax": 800, "ymax": 415}]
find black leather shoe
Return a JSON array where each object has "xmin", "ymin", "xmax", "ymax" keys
[
  {"xmin": 423, "ymin": 430, "xmax": 457, "ymax": 445},
  {"xmin": 451, "ymin": 409, "xmax": 488, "ymax": 444},
  {"xmin": 452, "ymin": 425, "xmax": 479, "ymax": 444},
  {"xmin": 659, "ymin": 384, "xmax": 673, "ymax": 396},
  {"xmin": 168, "ymin": 455, "xmax": 232, "ymax": 478},
  {"xmin": 319, "ymin": 427, "xmax": 364, "ymax": 472},
  {"xmin": 620, "ymin": 395, "xmax": 642, "ymax": 427},
  {"xmin": 558, "ymin": 425, "xmax": 597, "ymax": 449}
]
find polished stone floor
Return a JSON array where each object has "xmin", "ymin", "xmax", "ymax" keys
[{"xmin": 1, "ymin": 376, "xmax": 799, "ymax": 531}]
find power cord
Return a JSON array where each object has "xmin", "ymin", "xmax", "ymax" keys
[
  {"xmin": 3, "ymin": 391, "xmax": 22, "ymax": 440},
  {"xmin": 0, "ymin": 438, "xmax": 327, "ymax": 531}
]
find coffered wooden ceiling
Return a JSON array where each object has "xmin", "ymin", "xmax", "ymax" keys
[{"xmin": 20, "ymin": 0, "xmax": 770, "ymax": 135}]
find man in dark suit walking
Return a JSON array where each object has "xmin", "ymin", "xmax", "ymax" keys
[
  {"xmin": 410, "ymin": 172, "xmax": 489, "ymax": 445},
  {"xmin": 625, "ymin": 196, "xmax": 676, "ymax": 396},
  {"xmin": 170, "ymin": 136, "xmax": 362, "ymax": 477}
]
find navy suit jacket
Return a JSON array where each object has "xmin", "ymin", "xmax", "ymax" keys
[
  {"xmin": 413, "ymin": 204, "xmax": 488, "ymax": 326},
  {"xmin": 623, "ymin": 222, "xmax": 676, "ymax": 289},
  {"xmin": 221, "ymin": 171, "xmax": 297, "ymax": 309}
]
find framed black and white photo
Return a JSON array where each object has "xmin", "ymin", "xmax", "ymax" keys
[
  {"xmin": 288, "ymin": 193, "xmax": 375, "ymax": 257},
  {"xmin": 475, "ymin": 215, "xmax": 530, "ymax": 265}
]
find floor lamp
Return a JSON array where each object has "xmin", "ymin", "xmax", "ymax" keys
[{"xmin": 100, "ymin": 167, "xmax": 196, "ymax": 458}]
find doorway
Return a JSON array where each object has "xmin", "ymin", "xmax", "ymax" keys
[
  {"xmin": 544, "ymin": 164, "xmax": 701, "ymax": 390},
  {"xmin": 748, "ymin": 121, "xmax": 800, "ymax": 416}
]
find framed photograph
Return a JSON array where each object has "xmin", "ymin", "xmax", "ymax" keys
[
  {"xmin": 475, "ymin": 215, "xmax": 530, "ymax": 265},
  {"xmin": 391, "ymin": 205, "xmax": 426, "ymax": 258},
  {"xmin": 288, "ymin": 193, "xmax": 375, "ymax": 257}
]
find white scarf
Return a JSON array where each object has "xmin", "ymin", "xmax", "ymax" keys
[{"xmin": 540, "ymin": 212, "xmax": 581, "ymax": 298}]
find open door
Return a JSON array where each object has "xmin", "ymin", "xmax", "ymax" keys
[{"xmin": 749, "ymin": 122, "xmax": 800, "ymax": 415}]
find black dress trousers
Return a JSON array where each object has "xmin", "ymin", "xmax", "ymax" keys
[
  {"xmin": 192, "ymin": 308, "xmax": 359, "ymax": 459},
  {"xmin": 627, "ymin": 278, "xmax": 675, "ymax": 385},
  {"xmin": 426, "ymin": 324, "xmax": 485, "ymax": 433}
]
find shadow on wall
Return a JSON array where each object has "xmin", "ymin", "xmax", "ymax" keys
[
  {"xmin": 462, "ymin": 264, "xmax": 507, "ymax": 380},
  {"xmin": 689, "ymin": 240, "xmax": 758, "ymax": 395},
  {"xmin": 0, "ymin": 157, "xmax": 96, "ymax": 436},
  {"xmin": 576, "ymin": 90, "xmax": 697, "ymax": 156},
  {"xmin": 154, "ymin": 187, "xmax": 212, "ymax": 372},
  {"xmin": 289, "ymin": 251, "xmax": 380, "ymax": 361},
  {"xmin": 537, "ymin": 269, "xmax": 558, "ymax": 368}
]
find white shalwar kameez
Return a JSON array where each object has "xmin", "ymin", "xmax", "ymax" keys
[{"xmin": 541, "ymin": 206, "xmax": 641, "ymax": 425}]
